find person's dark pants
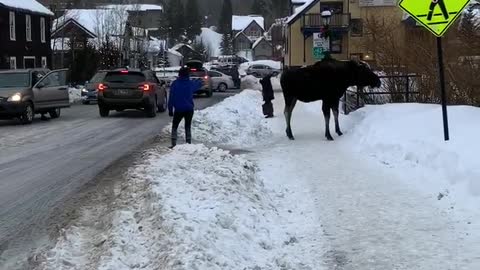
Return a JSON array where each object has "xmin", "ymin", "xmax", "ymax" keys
[
  {"xmin": 171, "ymin": 111, "xmax": 194, "ymax": 147},
  {"xmin": 262, "ymin": 100, "xmax": 274, "ymax": 118}
]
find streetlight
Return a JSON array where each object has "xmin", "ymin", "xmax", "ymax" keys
[{"xmin": 320, "ymin": 9, "xmax": 332, "ymax": 59}]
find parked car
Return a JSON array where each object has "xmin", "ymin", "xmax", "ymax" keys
[
  {"xmin": 208, "ymin": 70, "xmax": 235, "ymax": 92},
  {"xmin": 185, "ymin": 60, "xmax": 213, "ymax": 97},
  {"xmin": 246, "ymin": 64, "xmax": 280, "ymax": 78},
  {"xmin": 96, "ymin": 68, "xmax": 167, "ymax": 118},
  {"xmin": 81, "ymin": 70, "xmax": 107, "ymax": 104},
  {"xmin": 211, "ymin": 65, "xmax": 241, "ymax": 88},
  {"xmin": 0, "ymin": 68, "xmax": 70, "ymax": 124}
]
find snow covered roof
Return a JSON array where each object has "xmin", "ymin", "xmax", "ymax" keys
[
  {"xmin": 0, "ymin": 0, "xmax": 53, "ymax": 16},
  {"xmin": 252, "ymin": 36, "xmax": 271, "ymax": 49},
  {"xmin": 99, "ymin": 4, "xmax": 163, "ymax": 11},
  {"xmin": 291, "ymin": 0, "xmax": 307, "ymax": 3},
  {"xmin": 287, "ymin": 0, "xmax": 317, "ymax": 25},
  {"xmin": 232, "ymin": 15, "xmax": 265, "ymax": 31}
]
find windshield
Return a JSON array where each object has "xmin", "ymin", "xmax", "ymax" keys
[
  {"xmin": 90, "ymin": 72, "xmax": 107, "ymax": 83},
  {"xmin": 0, "ymin": 73, "xmax": 30, "ymax": 88},
  {"xmin": 104, "ymin": 72, "xmax": 145, "ymax": 83}
]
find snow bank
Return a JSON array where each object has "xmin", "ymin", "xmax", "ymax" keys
[
  {"xmin": 344, "ymin": 103, "xmax": 480, "ymax": 200},
  {"xmin": 167, "ymin": 90, "xmax": 272, "ymax": 148},
  {"xmin": 241, "ymin": 75, "xmax": 282, "ymax": 91},
  {"xmin": 121, "ymin": 144, "xmax": 316, "ymax": 269},
  {"xmin": 69, "ymin": 87, "xmax": 82, "ymax": 104}
]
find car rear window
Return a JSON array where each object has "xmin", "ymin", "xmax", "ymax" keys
[
  {"xmin": 90, "ymin": 72, "xmax": 107, "ymax": 83},
  {"xmin": 104, "ymin": 72, "xmax": 145, "ymax": 83},
  {"xmin": 0, "ymin": 73, "xmax": 30, "ymax": 88}
]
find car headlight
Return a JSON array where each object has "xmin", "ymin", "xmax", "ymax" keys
[
  {"xmin": 81, "ymin": 88, "xmax": 88, "ymax": 93},
  {"xmin": 7, "ymin": 93, "xmax": 22, "ymax": 102}
]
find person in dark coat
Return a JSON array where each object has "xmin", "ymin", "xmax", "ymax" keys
[
  {"xmin": 168, "ymin": 67, "xmax": 203, "ymax": 148},
  {"xmin": 260, "ymin": 74, "xmax": 274, "ymax": 118},
  {"xmin": 231, "ymin": 66, "xmax": 241, "ymax": 89}
]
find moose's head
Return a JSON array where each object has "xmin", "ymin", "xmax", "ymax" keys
[{"xmin": 350, "ymin": 60, "xmax": 381, "ymax": 89}]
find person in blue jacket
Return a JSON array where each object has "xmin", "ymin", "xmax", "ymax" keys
[{"xmin": 168, "ymin": 67, "xmax": 203, "ymax": 148}]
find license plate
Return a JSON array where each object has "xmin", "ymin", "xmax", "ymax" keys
[{"xmin": 116, "ymin": 89, "xmax": 129, "ymax": 95}]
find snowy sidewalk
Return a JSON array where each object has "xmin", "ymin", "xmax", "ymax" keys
[{"xmin": 252, "ymin": 97, "xmax": 480, "ymax": 269}]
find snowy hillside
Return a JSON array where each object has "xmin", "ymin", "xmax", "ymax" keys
[{"xmin": 197, "ymin": 27, "xmax": 223, "ymax": 57}]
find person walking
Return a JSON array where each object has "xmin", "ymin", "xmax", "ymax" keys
[
  {"xmin": 260, "ymin": 74, "xmax": 274, "ymax": 118},
  {"xmin": 168, "ymin": 67, "xmax": 203, "ymax": 148}
]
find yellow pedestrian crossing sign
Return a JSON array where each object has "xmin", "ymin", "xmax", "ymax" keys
[{"xmin": 399, "ymin": 0, "xmax": 471, "ymax": 37}]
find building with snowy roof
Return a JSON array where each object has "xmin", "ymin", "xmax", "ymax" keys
[
  {"xmin": 0, "ymin": 0, "xmax": 54, "ymax": 69},
  {"xmin": 231, "ymin": 15, "xmax": 275, "ymax": 61}
]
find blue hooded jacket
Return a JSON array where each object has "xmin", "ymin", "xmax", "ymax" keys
[{"xmin": 168, "ymin": 75, "xmax": 203, "ymax": 113}]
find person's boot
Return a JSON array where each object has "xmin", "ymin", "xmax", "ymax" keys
[{"xmin": 169, "ymin": 139, "xmax": 177, "ymax": 149}]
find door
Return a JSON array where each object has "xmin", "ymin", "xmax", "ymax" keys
[
  {"xmin": 24, "ymin": 57, "xmax": 35, "ymax": 69},
  {"xmin": 33, "ymin": 69, "xmax": 69, "ymax": 109},
  {"xmin": 208, "ymin": 71, "xmax": 222, "ymax": 89}
]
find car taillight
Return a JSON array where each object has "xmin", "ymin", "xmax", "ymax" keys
[
  {"xmin": 97, "ymin": 83, "xmax": 107, "ymax": 92},
  {"xmin": 120, "ymin": 70, "xmax": 129, "ymax": 74},
  {"xmin": 139, "ymin": 84, "xmax": 150, "ymax": 91},
  {"xmin": 204, "ymin": 76, "xmax": 209, "ymax": 80}
]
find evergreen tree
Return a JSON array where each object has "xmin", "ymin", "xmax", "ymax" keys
[
  {"xmin": 251, "ymin": 0, "xmax": 269, "ymax": 17},
  {"xmin": 218, "ymin": 0, "xmax": 233, "ymax": 34},
  {"xmin": 192, "ymin": 40, "xmax": 208, "ymax": 61},
  {"xmin": 166, "ymin": 0, "xmax": 186, "ymax": 43},
  {"xmin": 273, "ymin": 0, "xmax": 290, "ymax": 18},
  {"xmin": 185, "ymin": 0, "xmax": 202, "ymax": 41},
  {"xmin": 220, "ymin": 33, "xmax": 234, "ymax": 55}
]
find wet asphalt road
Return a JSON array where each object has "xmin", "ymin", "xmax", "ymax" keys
[{"xmin": 0, "ymin": 92, "xmax": 234, "ymax": 266}]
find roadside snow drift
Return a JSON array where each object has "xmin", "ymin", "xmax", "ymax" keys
[
  {"xmin": 69, "ymin": 87, "xmax": 82, "ymax": 104},
  {"xmin": 345, "ymin": 103, "xmax": 480, "ymax": 200},
  {"xmin": 124, "ymin": 144, "xmax": 320, "ymax": 269},
  {"xmin": 167, "ymin": 90, "xmax": 272, "ymax": 148}
]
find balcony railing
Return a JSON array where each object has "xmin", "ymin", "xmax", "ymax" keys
[{"xmin": 302, "ymin": 13, "xmax": 351, "ymax": 32}]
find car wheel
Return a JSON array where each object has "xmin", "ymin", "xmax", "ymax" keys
[
  {"xmin": 49, "ymin": 108, "xmax": 61, "ymax": 119},
  {"xmin": 99, "ymin": 105, "xmax": 110, "ymax": 117},
  {"xmin": 272, "ymin": 72, "xmax": 279, "ymax": 77},
  {"xmin": 217, "ymin": 83, "xmax": 227, "ymax": 92},
  {"xmin": 158, "ymin": 95, "xmax": 167, "ymax": 113},
  {"xmin": 20, "ymin": 103, "xmax": 34, "ymax": 124},
  {"xmin": 146, "ymin": 102, "xmax": 157, "ymax": 118}
]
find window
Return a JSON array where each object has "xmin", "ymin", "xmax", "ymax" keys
[
  {"xmin": 9, "ymin": 57, "xmax": 17, "ymax": 69},
  {"xmin": 351, "ymin": 19, "xmax": 363, "ymax": 37},
  {"xmin": 330, "ymin": 35, "xmax": 342, "ymax": 53},
  {"xmin": 40, "ymin": 17, "xmax": 46, "ymax": 43},
  {"xmin": 41, "ymin": 57, "xmax": 47, "ymax": 68},
  {"xmin": 9, "ymin": 12, "xmax": 16, "ymax": 41},
  {"xmin": 26, "ymin": 15, "xmax": 32, "ymax": 41},
  {"xmin": 24, "ymin": 56, "xmax": 36, "ymax": 69}
]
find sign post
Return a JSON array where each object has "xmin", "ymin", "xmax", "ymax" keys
[{"xmin": 399, "ymin": 0, "xmax": 471, "ymax": 141}]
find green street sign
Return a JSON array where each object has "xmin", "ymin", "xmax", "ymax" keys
[
  {"xmin": 399, "ymin": 0, "xmax": 471, "ymax": 37},
  {"xmin": 313, "ymin": 47, "xmax": 325, "ymax": 60}
]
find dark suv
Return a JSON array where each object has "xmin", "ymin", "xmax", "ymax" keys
[
  {"xmin": 96, "ymin": 69, "xmax": 167, "ymax": 118},
  {"xmin": 185, "ymin": 60, "xmax": 213, "ymax": 97}
]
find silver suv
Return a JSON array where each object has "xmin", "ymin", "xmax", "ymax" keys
[{"xmin": 0, "ymin": 69, "xmax": 70, "ymax": 124}]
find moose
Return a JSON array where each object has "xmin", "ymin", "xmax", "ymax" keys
[{"xmin": 281, "ymin": 59, "xmax": 381, "ymax": 140}]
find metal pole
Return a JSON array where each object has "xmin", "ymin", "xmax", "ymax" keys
[
  {"xmin": 405, "ymin": 76, "xmax": 410, "ymax": 103},
  {"xmin": 436, "ymin": 37, "xmax": 450, "ymax": 141}
]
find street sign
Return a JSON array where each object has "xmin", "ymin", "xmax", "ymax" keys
[
  {"xmin": 313, "ymin": 33, "xmax": 329, "ymax": 60},
  {"xmin": 399, "ymin": 0, "xmax": 471, "ymax": 37}
]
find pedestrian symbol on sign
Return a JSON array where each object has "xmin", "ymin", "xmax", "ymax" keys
[
  {"xmin": 398, "ymin": 0, "xmax": 470, "ymax": 36},
  {"xmin": 427, "ymin": 0, "xmax": 449, "ymax": 21}
]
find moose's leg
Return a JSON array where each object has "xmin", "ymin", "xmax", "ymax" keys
[
  {"xmin": 284, "ymin": 96, "xmax": 297, "ymax": 140},
  {"xmin": 332, "ymin": 100, "xmax": 343, "ymax": 136},
  {"xmin": 322, "ymin": 101, "xmax": 334, "ymax": 141}
]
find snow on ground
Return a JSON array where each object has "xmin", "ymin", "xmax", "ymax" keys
[
  {"xmin": 69, "ymin": 87, "xmax": 82, "ymax": 104},
  {"xmin": 164, "ymin": 90, "xmax": 272, "ymax": 148},
  {"xmin": 343, "ymin": 104, "xmax": 480, "ymax": 207},
  {"xmin": 197, "ymin": 27, "xmax": 222, "ymax": 57},
  {"xmin": 251, "ymin": 96, "xmax": 480, "ymax": 269}
]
